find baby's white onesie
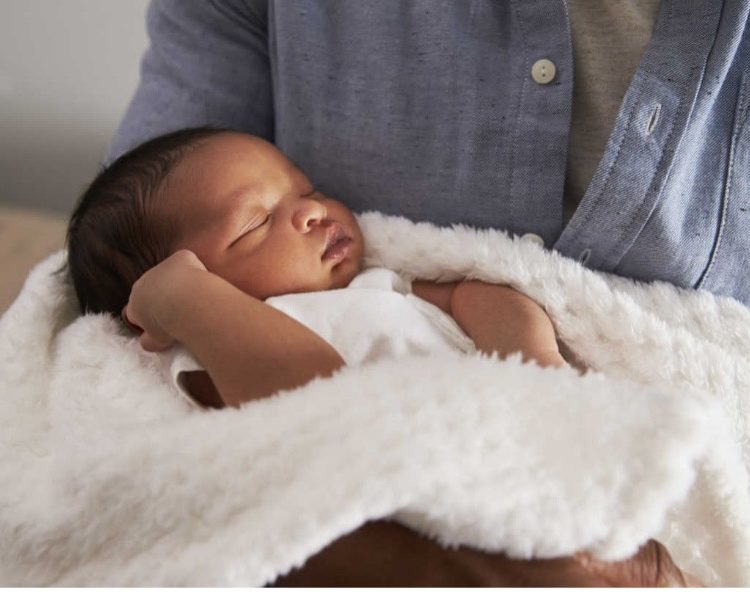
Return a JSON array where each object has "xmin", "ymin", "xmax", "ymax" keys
[{"xmin": 165, "ymin": 267, "xmax": 475, "ymax": 407}]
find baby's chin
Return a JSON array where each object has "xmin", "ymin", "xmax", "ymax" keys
[{"xmin": 330, "ymin": 257, "xmax": 363, "ymax": 289}]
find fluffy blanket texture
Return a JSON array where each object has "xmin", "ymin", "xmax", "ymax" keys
[{"xmin": 1, "ymin": 213, "xmax": 749, "ymax": 586}]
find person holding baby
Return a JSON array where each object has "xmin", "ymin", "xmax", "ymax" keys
[{"xmin": 75, "ymin": 0, "xmax": 734, "ymax": 585}]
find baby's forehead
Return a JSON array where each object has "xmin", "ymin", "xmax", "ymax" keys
[
  {"xmin": 184, "ymin": 134, "xmax": 297, "ymax": 177},
  {"xmin": 160, "ymin": 133, "xmax": 311, "ymax": 214}
]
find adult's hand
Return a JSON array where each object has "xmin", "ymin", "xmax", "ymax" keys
[{"xmin": 273, "ymin": 521, "xmax": 700, "ymax": 587}]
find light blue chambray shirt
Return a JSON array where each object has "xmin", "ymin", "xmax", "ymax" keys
[{"xmin": 108, "ymin": 0, "xmax": 750, "ymax": 305}]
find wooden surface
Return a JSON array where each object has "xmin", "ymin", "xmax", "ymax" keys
[{"xmin": 0, "ymin": 205, "xmax": 67, "ymax": 315}]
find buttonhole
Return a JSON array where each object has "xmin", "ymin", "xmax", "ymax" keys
[
  {"xmin": 578, "ymin": 248, "xmax": 591, "ymax": 265},
  {"xmin": 645, "ymin": 103, "xmax": 661, "ymax": 135}
]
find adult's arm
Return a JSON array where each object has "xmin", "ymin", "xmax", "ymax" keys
[
  {"xmin": 273, "ymin": 521, "xmax": 697, "ymax": 587},
  {"xmin": 108, "ymin": 0, "xmax": 273, "ymax": 161}
]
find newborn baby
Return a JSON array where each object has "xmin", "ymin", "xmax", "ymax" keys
[{"xmin": 67, "ymin": 128, "xmax": 565, "ymax": 408}]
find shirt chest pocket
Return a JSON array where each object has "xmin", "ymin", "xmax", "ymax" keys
[{"xmin": 695, "ymin": 69, "xmax": 750, "ymax": 303}]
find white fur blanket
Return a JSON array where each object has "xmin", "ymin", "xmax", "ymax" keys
[{"xmin": 1, "ymin": 213, "xmax": 749, "ymax": 586}]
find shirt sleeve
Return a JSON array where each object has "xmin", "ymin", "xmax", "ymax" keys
[{"xmin": 107, "ymin": 0, "xmax": 274, "ymax": 162}]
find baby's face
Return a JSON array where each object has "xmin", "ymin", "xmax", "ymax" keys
[{"xmin": 163, "ymin": 132, "xmax": 364, "ymax": 299}]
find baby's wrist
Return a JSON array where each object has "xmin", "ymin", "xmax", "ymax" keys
[
  {"xmin": 524, "ymin": 347, "xmax": 567, "ymax": 369},
  {"xmin": 151, "ymin": 267, "xmax": 213, "ymax": 336}
]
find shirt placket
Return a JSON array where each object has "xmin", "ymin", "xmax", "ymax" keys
[
  {"xmin": 554, "ymin": 0, "xmax": 726, "ymax": 270},
  {"xmin": 507, "ymin": 0, "xmax": 573, "ymax": 245}
]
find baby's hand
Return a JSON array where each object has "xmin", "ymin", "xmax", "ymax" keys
[{"xmin": 123, "ymin": 249, "xmax": 208, "ymax": 352}]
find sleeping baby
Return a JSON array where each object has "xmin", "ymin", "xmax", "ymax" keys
[{"xmin": 66, "ymin": 128, "xmax": 566, "ymax": 408}]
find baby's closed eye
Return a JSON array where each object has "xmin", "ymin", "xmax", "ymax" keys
[{"xmin": 231, "ymin": 214, "xmax": 271, "ymax": 246}]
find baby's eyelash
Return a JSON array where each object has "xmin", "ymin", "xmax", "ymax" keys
[
  {"xmin": 249, "ymin": 214, "xmax": 271, "ymax": 232},
  {"xmin": 230, "ymin": 214, "xmax": 271, "ymax": 246}
]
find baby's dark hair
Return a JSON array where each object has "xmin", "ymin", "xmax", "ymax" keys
[{"xmin": 66, "ymin": 127, "xmax": 227, "ymax": 316}]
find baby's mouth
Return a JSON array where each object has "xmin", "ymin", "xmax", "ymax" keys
[{"xmin": 322, "ymin": 223, "xmax": 353, "ymax": 262}]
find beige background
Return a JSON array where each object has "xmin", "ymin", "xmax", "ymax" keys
[{"xmin": 0, "ymin": 205, "xmax": 67, "ymax": 314}]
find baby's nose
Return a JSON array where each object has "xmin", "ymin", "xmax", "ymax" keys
[{"xmin": 294, "ymin": 198, "xmax": 327, "ymax": 231}]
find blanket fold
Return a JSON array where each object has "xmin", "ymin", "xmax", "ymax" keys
[{"xmin": 1, "ymin": 213, "xmax": 748, "ymax": 586}]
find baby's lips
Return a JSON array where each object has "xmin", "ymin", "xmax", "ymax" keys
[{"xmin": 321, "ymin": 222, "xmax": 346, "ymax": 257}]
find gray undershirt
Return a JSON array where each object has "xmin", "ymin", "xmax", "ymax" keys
[{"xmin": 564, "ymin": 0, "xmax": 661, "ymax": 222}]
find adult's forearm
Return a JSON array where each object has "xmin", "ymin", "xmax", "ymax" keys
[
  {"xmin": 158, "ymin": 270, "xmax": 345, "ymax": 406},
  {"xmin": 274, "ymin": 523, "xmax": 696, "ymax": 587}
]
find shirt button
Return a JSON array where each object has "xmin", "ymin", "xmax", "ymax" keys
[
  {"xmin": 531, "ymin": 59, "xmax": 556, "ymax": 84},
  {"xmin": 521, "ymin": 233, "xmax": 545, "ymax": 247}
]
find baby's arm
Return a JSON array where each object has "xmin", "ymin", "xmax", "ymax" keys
[
  {"xmin": 412, "ymin": 280, "xmax": 566, "ymax": 368},
  {"xmin": 124, "ymin": 250, "xmax": 345, "ymax": 407},
  {"xmin": 451, "ymin": 281, "xmax": 566, "ymax": 368}
]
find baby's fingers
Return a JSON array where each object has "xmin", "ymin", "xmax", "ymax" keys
[
  {"xmin": 123, "ymin": 304, "xmax": 174, "ymax": 351},
  {"xmin": 121, "ymin": 305, "xmax": 143, "ymax": 335},
  {"xmin": 139, "ymin": 331, "xmax": 175, "ymax": 352}
]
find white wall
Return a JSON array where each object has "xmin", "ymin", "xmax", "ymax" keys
[{"xmin": 0, "ymin": 0, "xmax": 150, "ymax": 213}]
